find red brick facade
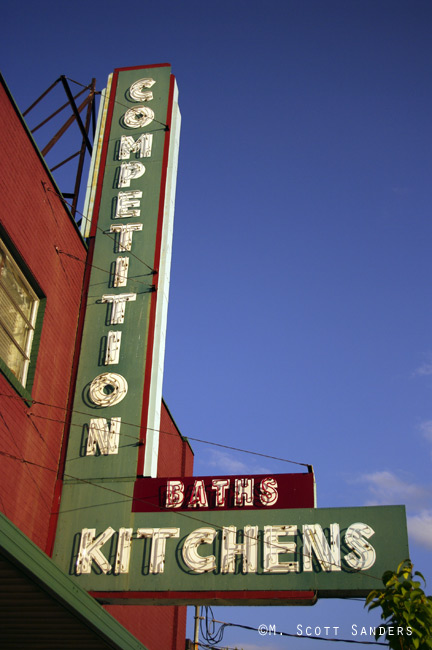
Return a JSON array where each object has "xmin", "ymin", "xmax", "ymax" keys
[
  {"xmin": 0, "ymin": 78, "xmax": 88, "ymax": 550},
  {"xmin": 0, "ymin": 75, "xmax": 193, "ymax": 650},
  {"xmin": 158, "ymin": 400, "xmax": 194, "ymax": 477}
]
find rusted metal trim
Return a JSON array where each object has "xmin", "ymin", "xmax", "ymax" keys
[
  {"xmin": 60, "ymin": 75, "xmax": 93, "ymax": 155},
  {"xmin": 41, "ymin": 94, "xmax": 91, "ymax": 157}
]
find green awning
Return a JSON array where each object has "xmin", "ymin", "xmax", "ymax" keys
[{"xmin": 0, "ymin": 513, "xmax": 148, "ymax": 649}]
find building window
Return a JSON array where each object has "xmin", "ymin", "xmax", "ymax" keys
[{"xmin": 0, "ymin": 239, "xmax": 39, "ymax": 387}]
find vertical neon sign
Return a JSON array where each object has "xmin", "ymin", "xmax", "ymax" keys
[{"xmin": 61, "ymin": 65, "xmax": 180, "ymax": 498}]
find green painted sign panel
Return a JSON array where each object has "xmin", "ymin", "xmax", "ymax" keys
[
  {"xmin": 57, "ymin": 64, "xmax": 179, "ymax": 486},
  {"xmin": 53, "ymin": 65, "xmax": 184, "ymax": 596},
  {"xmin": 52, "ymin": 483, "xmax": 408, "ymax": 602}
]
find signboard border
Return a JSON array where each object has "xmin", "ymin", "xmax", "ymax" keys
[{"xmin": 89, "ymin": 589, "xmax": 318, "ymax": 606}]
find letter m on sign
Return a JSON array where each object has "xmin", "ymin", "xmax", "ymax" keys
[{"xmin": 86, "ymin": 418, "xmax": 121, "ymax": 455}]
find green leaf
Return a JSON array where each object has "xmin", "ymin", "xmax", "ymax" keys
[
  {"xmin": 366, "ymin": 561, "xmax": 432, "ymax": 649},
  {"xmin": 367, "ymin": 601, "xmax": 381, "ymax": 612},
  {"xmin": 365, "ymin": 591, "xmax": 378, "ymax": 605},
  {"xmin": 383, "ymin": 570, "xmax": 394, "ymax": 584},
  {"xmin": 414, "ymin": 570, "xmax": 426, "ymax": 583}
]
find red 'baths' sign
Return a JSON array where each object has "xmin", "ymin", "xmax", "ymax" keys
[{"xmin": 132, "ymin": 472, "xmax": 315, "ymax": 512}]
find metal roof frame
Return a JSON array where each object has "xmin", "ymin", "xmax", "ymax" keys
[{"xmin": 22, "ymin": 75, "xmax": 97, "ymax": 220}]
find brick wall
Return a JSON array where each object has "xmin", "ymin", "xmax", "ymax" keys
[
  {"xmin": 0, "ymin": 78, "xmax": 87, "ymax": 551},
  {"xmin": 158, "ymin": 399, "xmax": 194, "ymax": 477},
  {"xmin": 0, "ymin": 76, "xmax": 193, "ymax": 650},
  {"xmin": 105, "ymin": 604, "xmax": 186, "ymax": 650}
]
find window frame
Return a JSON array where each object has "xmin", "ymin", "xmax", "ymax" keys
[{"xmin": 0, "ymin": 232, "xmax": 45, "ymax": 400}]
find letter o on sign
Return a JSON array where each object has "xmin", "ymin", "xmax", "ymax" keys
[
  {"xmin": 124, "ymin": 106, "xmax": 155, "ymax": 129},
  {"xmin": 89, "ymin": 372, "xmax": 128, "ymax": 407}
]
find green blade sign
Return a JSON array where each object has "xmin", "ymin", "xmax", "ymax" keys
[{"xmin": 52, "ymin": 491, "xmax": 408, "ymax": 605}]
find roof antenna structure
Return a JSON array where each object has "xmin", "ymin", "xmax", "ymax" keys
[{"xmin": 23, "ymin": 76, "xmax": 97, "ymax": 222}]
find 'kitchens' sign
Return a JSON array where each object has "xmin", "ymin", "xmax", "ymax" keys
[{"xmin": 52, "ymin": 497, "xmax": 408, "ymax": 604}]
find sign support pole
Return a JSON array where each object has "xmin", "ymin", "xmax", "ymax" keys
[{"xmin": 194, "ymin": 605, "xmax": 200, "ymax": 650}]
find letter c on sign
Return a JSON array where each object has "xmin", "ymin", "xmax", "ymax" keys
[
  {"xmin": 89, "ymin": 372, "xmax": 128, "ymax": 407},
  {"xmin": 182, "ymin": 527, "xmax": 217, "ymax": 574},
  {"xmin": 129, "ymin": 77, "xmax": 155, "ymax": 102}
]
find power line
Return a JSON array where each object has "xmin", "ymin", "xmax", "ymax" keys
[
  {"xmin": 0, "ymin": 391, "xmax": 311, "ymax": 468},
  {"xmin": 44, "ymin": 185, "xmax": 157, "ymax": 274},
  {"xmin": 54, "ymin": 246, "xmax": 155, "ymax": 292},
  {"xmin": 65, "ymin": 76, "xmax": 170, "ymax": 131},
  {"xmin": 198, "ymin": 613, "xmax": 388, "ymax": 646},
  {"xmin": 0, "ymin": 443, "xmax": 384, "ymax": 584}
]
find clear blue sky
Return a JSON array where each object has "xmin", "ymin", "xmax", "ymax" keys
[{"xmin": 2, "ymin": 1, "xmax": 432, "ymax": 647}]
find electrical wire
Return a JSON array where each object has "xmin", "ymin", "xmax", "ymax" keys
[
  {"xmin": 0, "ymin": 409, "xmax": 391, "ymax": 642},
  {"xmin": 0, "ymin": 73, "xmax": 390, "ymax": 583},
  {"xmin": 54, "ymin": 246, "xmax": 155, "ymax": 292},
  {"xmin": 198, "ymin": 613, "xmax": 388, "ymax": 646},
  {"xmin": 0, "ymin": 390, "xmax": 310, "ymax": 468},
  {"xmin": 17, "ymin": 75, "xmax": 406, "ymax": 646},
  {"xmin": 0, "ymin": 439, "xmax": 385, "ymax": 584},
  {"xmin": 200, "ymin": 606, "xmax": 227, "ymax": 646},
  {"xmin": 65, "ymin": 76, "xmax": 170, "ymax": 131},
  {"xmin": 44, "ymin": 185, "xmax": 157, "ymax": 274}
]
